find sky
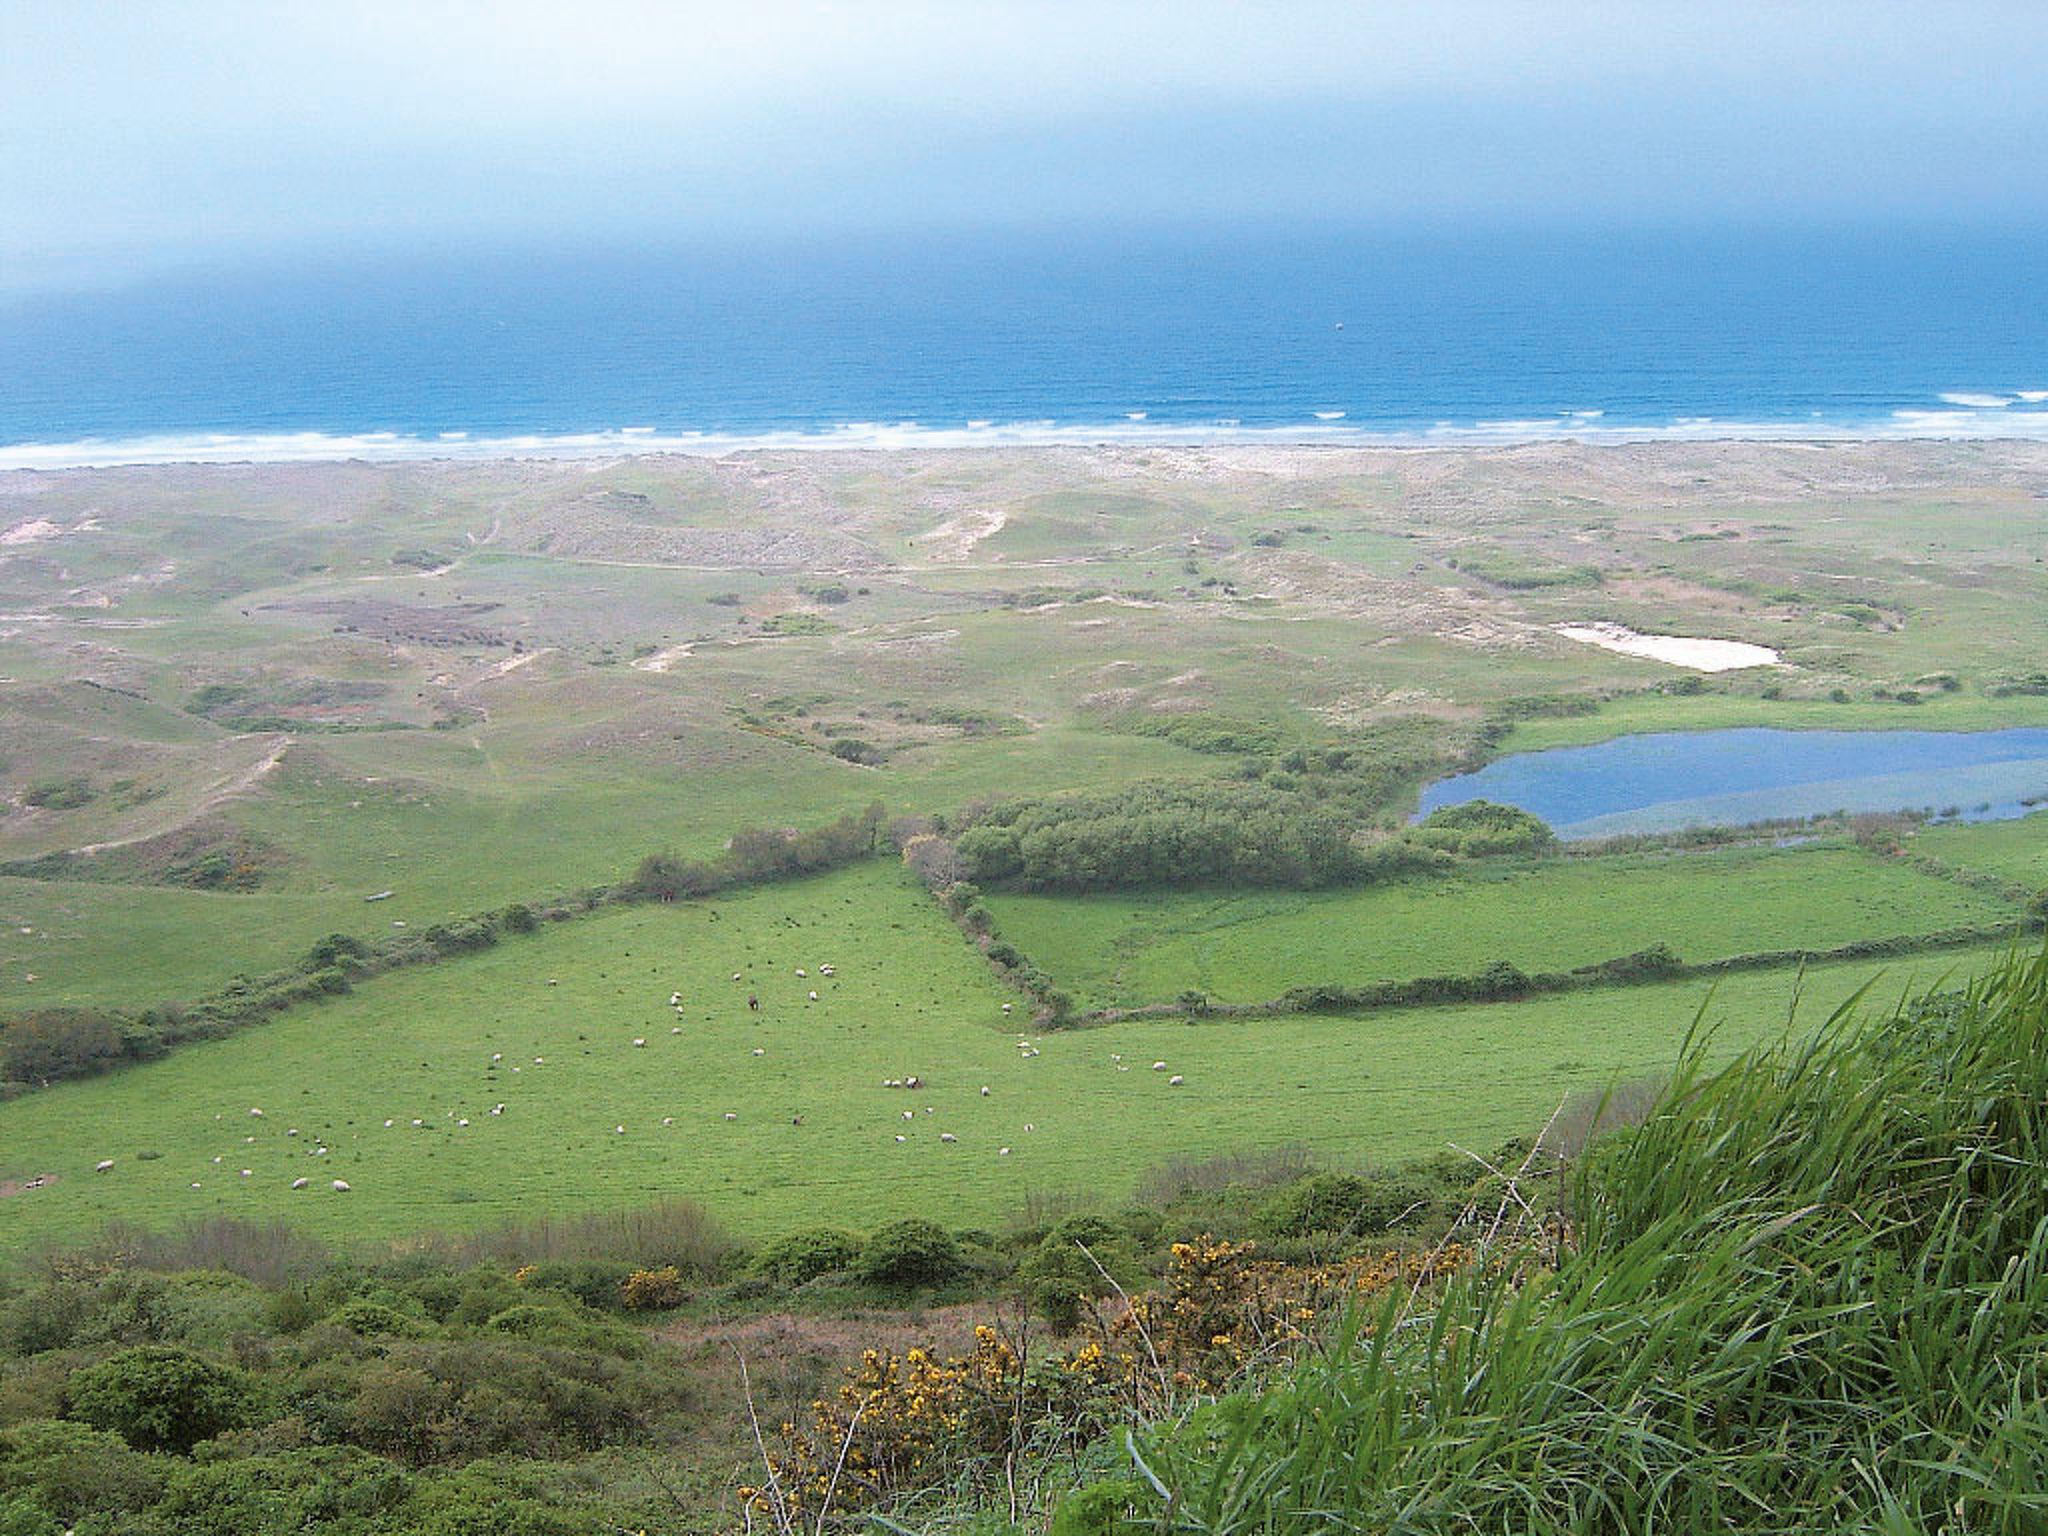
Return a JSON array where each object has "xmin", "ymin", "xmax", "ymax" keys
[{"xmin": 6, "ymin": 1, "xmax": 2048, "ymax": 291}]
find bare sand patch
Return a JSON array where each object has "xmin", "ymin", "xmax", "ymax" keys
[
  {"xmin": 630, "ymin": 643, "xmax": 697, "ymax": 672},
  {"xmin": 1558, "ymin": 621, "xmax": 1779, "ymax": 671},
  {"xmin": 916, "ymin": 507, "xmax": 1007, "ymax": 560}
]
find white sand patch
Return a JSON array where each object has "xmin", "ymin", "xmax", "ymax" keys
[
  {"xmin": 916, "ymin": 508, "xmax": 1006, "ymax": 560},
  {"xmin": 1558, "ymin": 622, "xmax": 1779, "ymax": 672},
  {"xmin": 630, "ymin": 642, "xmax": 697, "ymax": 672},
  {"xmin": 481, "ymin": 646, "xmax": 555, "ymax": 679},
  {"xmin": 1, "ymin": 519, "xmax": 59, "ymax": 546}
]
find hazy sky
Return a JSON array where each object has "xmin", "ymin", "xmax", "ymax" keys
[{"xmin": 7, "ymin": 1, "xmax": 2046, "ymax": 289}]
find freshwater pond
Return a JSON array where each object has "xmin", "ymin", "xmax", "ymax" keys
[{"xmin": 1417, "ymin": 727, "xmax": 2048, "ymax": 840}]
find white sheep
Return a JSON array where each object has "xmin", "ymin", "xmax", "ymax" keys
[
  {"xmin": 492, "ymin": 1052, "xmax": 502, "ymax": 1062},
  {"xmin": 240, "ymin": 1169, "xmax": 252, "ymax": 1177},
  {"xmin": 1152, "ymin": 1061, "xmax": 1168, "ymax": 1071},
  {"xmin": 633, "ymin": 1037, "xmax": 646, "ymax": 1047},
  {"xmin": 672, "ymin": 1026, "xmax": 683, "ymax": 1034},
  {"xmin": 615, "ymin": 1125, "xmax": 626, "ymax": 1134},
  {"xmin": 94, "ymin": 1159, "xmax": 114, "ymax": 1173},
  {"xmin": 1169, "ymin": 1075, "xmax": 1185, "ymax": 1087},
  {"xmin": 723, "ymin": 1112, "xmax": 738, "ymax": 1121},
  {"xmin": 661, "ymin": 1116, "xmax": 674, "ymax": 1126},
  {"xmin": 940, "ymin": 1132, "xmax": 958, "ymax": 1143},
  {"xmin": 287, "ymin": 1128, "xmax": 299, "ymax": 1137},
  {"xmin": 752, "ymin": 1047, "xmax": 765, "ymax": 1056},
  {"xmin": 1001, "ymin": 1002, "xmax": 1013, "ymax": 1013},
  {"xmin": 669, "ymin": 992, "xmax": 681, "ymax": 1006},
  {"xmin": 795, "ymin": 967, "xmax": 807, "ymax": 978},
  {"xmin": 1024, "ymin": 1123, "xmax": 1036, "ymax": 1133},
  {"xmin": 903, "ymin": 1110, "xmax": 914, "ymax": 1120},
  {"xmin": 999, "ymin": 1147, "xmax": 1011, "ymax": 1156},
  {"xmin": 457, "ymin": 1118, "xmax": 470, "ymax": 1127},
  {"xmin": 249, "ymin": 1107, "xmax": 265, "ymax": 1117},
  {"xmin": 807, "ymin": 990, "xmax": 819, "ymax": 1001},
  {"xmin": 332, "ymin": 1180, "xmax": 351, "ymax": 1192},
  {"xmin": 732, "ymin": 971, "xmax": 742, "ymax": 981},
  {"xmin": 895, "ymin": 1134, "xmax": 907, "ymax": 1143},
  {"xmin": 291, "ymin": 1177, "xmax": 309, "ymax": 1190},
  {"xmin": 980, "ymin": 1086, "xmax": 991, "ymax": 1096}
]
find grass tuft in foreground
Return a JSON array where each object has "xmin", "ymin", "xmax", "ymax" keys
[{"xmin": 1070, "ymin": 947, "xmax": 2048, "ymax": 1534}]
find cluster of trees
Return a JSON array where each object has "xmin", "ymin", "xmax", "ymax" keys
[
  {"xmin": 1413, "ymin": 799, "xmax": 1557, "ymax": 856},
  {"xmin": 950, "ymin": 782, "xmax": 1443, "ymax": 893}
]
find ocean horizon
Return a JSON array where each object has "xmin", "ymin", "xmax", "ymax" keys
[{"xmin": 5, "ymin": 223, "xmax": 2046, "ymax": 468}]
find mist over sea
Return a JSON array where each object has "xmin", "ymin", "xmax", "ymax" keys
[{"xmin": 3, "ymin": 223, "xmax": 2046, "ymax": 465}]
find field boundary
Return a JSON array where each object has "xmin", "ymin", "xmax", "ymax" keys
[{"xmin": 1067, "ymin": 918, "xmax": 2041, "ymax": 1027}]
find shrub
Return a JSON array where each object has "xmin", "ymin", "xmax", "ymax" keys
[
  {"xmin": 1255, "ymin": 1173, "xmax": 1435, "ymax": 1241},
  {"xmin": 1416, "ymin": 799, "xmax": 1556, "ymax": 856},
  {"xmin": 854, "ymin": 1220, "xmax": 968, "ymax": 1290},
  {"xmin": 66, "ymin": 1346, "xmax": 261, "ymax": 1454},
  {"xmin": 617, "ymin": 1267, "xmax": 684, "ymax": 1311},
  {"xmin": 21, "ymin": 777, "xmax": 94, "ymax": 811},
  {"xmin": 0, "ymin": 1418, "xmax": 169, "ymax": 1525},
  {"xmin": 751, "ymin": 1228, "xmax": 862, "ymax": 1286},
  {"xmin": 0, "ymin": 1007, "xmax": 127, "ymax": 1084}
]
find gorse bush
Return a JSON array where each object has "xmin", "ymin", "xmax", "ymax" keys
[{"xmin": 1077, "ymin": 947, "xmax": 2048, "ymax": 1533}]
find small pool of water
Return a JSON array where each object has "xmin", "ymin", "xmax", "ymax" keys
[{"xmin": 1417, "ymin": 727, "xmax": 2048, "ymax": 840}]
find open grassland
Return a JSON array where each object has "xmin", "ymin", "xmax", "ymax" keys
[
  {"xmin": 984, "ymin": 843, "xmax": 2025, "ymax": 1010},
  {"xmin": 0, "ymin": 860, "xmax": 2019, "ymax": 1251},
  {"xmin": 6, "ymin": 442, "xmax": 2048, "ymax": 1013},
  {"xmin": 1913, "ymin": 811, "xmax": 2048, "ymax": 889}
]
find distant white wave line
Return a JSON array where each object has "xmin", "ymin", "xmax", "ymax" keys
[{"xmin": 8, "ymin": 411, "xmax": 2048, "ymax": 469}]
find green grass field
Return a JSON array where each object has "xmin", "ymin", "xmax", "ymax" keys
[
  {"xmin": 1912, "ymin": 812, "xmax": 2048, "ymax": 890},
  {"xmin": 983, "ymin": 844, "xmax": 2023, "ymax": 1009},
  {"xmin": 0, "ymin": 860, "xmax": 2020, "ymax": 1250}
]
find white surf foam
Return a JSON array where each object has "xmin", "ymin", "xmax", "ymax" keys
[
  {"xmin": 1939, "ymin": 392, "xmax": 2014, "ymax": 408},
  {"xmin": 7, "ymin": 406, "xmax": 2048, "ymax": 470}
]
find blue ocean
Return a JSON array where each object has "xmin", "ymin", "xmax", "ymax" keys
[{"xmin": 2, "ymin": 223, "xmax": 2046, "ymax": 465}]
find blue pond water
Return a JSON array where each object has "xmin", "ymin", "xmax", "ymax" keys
[{"xmin": 1417, "ymin": 728, "xmax": 2048, "ymax": 841}]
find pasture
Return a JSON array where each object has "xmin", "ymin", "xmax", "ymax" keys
[
  {"xmin": 983, "ymin": 843, "xmax": 2025, "ymax": 1010},
  {"xmin": 0, "ymin": 858, "xmax": 2020, "ymax": 1250}
]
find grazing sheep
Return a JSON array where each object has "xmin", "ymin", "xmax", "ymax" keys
[
  {"xmin": 747, "ymin": 995, "xmax": 760, "ymax": 1011},
  {"xmin": 672, "ymin": 1026, "xmax": 683, "ymax": 1034},
  {"xmin": 1152, "ymin": 1061, "xmax": 1168, "ymax": 1071},
  {"xmin": 795, "ymin": 968, "xmax": 807, "ymax": 978},
  {"xmin": 752, "ymin": 1047, "xmax": 765, "ymax": 1056},
  {"xmin": 291, "ymin": 1177, "xmax": 309, "ymax": 1190},
  {"xmin": 248, "ymin": 1107, "xmax": 265, "ymax": 1118},
  {"xmin": 94, "ymin": 1159, "xmax": 114, "ymax": 1173},
  {"xmin": 1024, "ymin": 1123, "xmax": 1036, "ymax": 1133},
  {"xmin": 547, "ymin": 978, "xmax": 558, "ymax": 986},
  {"xmin": 894, "ymin": 1134, "xmax": 907, "ymax": 1143},
  {"xmin": 240, "ymin": 1169, "xmax": 252, "ymax": 1177},
  {"xmin": 633, "ymin": 1038, "xmax": 647, "ymax": 1047},
  {"xmin": 723, "ymin": 1112, "xmax": 738, "ymax": 1121},
  {"xmin": 384, "ymin": 1119, "xmax": 394, "ymax": 1127},
  {"xmin": 661, "ymin": 1116, "xmax": 673, "ymax": 1126},
  {"xmin": 980, "ymin": 1086, "xmax": 991, "ymax": 1097},
  {"xmin": 492, "ymin": 1052, "xmax": 502, "ymax": 1062},
  {"xmin": 1001, "ymin": 1003, "xmax": 1013, "ymax": 1013},
  {"xmin": 1168, "ymin": 1075, "xmax": 1185, "ymax": 1087},
  {"xmin": 669, "ymin": 992, "xmax": 682, "ymax": 1006},
  {"xmin": 332, "ymin": 1180, "xmax": 351, "ymax": 1192},
  {"xmin": 287, "ymin": 1128, "xmax": 299, "ymax": 1138},
  {"xmin": 457, "ymin": 1118, "xmax": 470, "ymax": 1127},
  {"xmin": 903, "ymin": 1110, "xmax": 914, "ymax": 1120},
  {"xmin": 940, "ymin": 1132, "xmax": 958, "ymax": 1143},
  {"xmin": 905, "ymin": 1075, "xmax": 923, "ymax": 1090},
  {"xmin": 615, "ymin": 1125, "xmax": 626, "ymax": 1134},
  {"xmin": 732, "ymin": 972, "xmax": 742, "ymax": 982},
  {"xmin": 999, "ymin": 1147, "xmax": 1011, "ymax": 1156}
]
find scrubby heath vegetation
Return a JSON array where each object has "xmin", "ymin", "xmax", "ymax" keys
[{"xmin": 1, "ymin": 951, "xmax": 2042, "ymax": 1534}]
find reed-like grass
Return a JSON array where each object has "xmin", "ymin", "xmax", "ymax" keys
[{"xmin": 1102, "ymin": 948, "xmax": 2048, "ymax": 1533}]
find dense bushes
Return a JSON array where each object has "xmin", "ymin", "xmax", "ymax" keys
[
  {"xmin": 66, "ymin": 1346, "xmax": 262, "ymax": 1454},
  {"xmin": 853, "ymin": 1219, "xmax": 969, "ymax": 1290},
  {"xmin": 1414, "ymin": 798, "xmax": 1556, "ymax": 856}
]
